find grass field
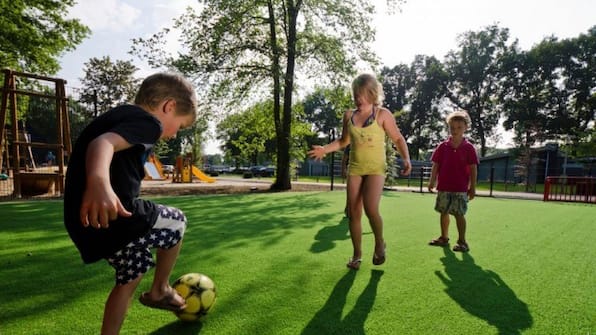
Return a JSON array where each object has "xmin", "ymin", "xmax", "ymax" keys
[{"xmin": 0, "ymin": 191, "xmax": 594, "ymax": 334}]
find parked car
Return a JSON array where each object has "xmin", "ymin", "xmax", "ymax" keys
[
  {"xmin": 162, "ymin": 165, "xmax": 175, "ymax": 174},
  {"xmin": 249, "ymin": 165, "xmax": 275, "ymax": 177}
]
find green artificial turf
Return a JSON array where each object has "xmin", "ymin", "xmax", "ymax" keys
[{"xmin": 0, "ymin": 191, "xmax": 594, "ymax": 334}]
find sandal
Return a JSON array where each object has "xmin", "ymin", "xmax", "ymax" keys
[
  {"xmin": 372, "ymin": 242, "xmax": 386, "ymax": 265},
  {"xmin": 429, "ymin": 236, "xmax": 449, "ymax": 247},
  {"xmin": 139, "ymin": 291, "xmax": 186, "ymax": 312},
  {"xmin": 346, "ymin": 258, "xmax": 362, "ymax": 270},
  {"xmin": 453, "ymin": 240, "xmax": 470, "ymax": 252}
]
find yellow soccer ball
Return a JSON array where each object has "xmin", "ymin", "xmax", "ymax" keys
[{"xmin": 172, "ymin": 273, "xmax": 217, "ymax": 321}]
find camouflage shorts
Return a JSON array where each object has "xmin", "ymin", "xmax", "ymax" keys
[{"xmin": 434, "ymin": 191, "xmax": 468, "ymax": 216}]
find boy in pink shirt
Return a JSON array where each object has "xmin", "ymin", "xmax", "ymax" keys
[{"xmin": 427, "ymin": 110, "xmax": 478, "ymax": 252}]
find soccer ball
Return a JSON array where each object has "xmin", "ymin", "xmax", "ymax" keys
[{"xmin": 172, "ymin": 273, "xmax": 217, "ymax": 321}]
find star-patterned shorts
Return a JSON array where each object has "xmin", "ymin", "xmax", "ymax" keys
[{"xmin": 107, "ymin": 205, "xmax": 187, "ymax": 285}]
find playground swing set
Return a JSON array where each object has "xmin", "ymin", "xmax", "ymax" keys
[{"xmin": 0, "ymin": 69, "xmax": 70, "ymax": 198}]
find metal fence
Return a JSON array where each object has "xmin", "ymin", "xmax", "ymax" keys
[{"xmin": 543, "ymin": 176, "xmax": 596, "ymax": 204}]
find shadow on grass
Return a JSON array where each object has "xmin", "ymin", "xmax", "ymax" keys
[
  {"xmin": 435, "ymin": 248, "xmax": 533, "ymax": 335},
  {"xmin": 310, "ymin": 217, "xmax": 350, "ymax": 253},
  {"xmin": 301, "ymin": 269, "xmax": 383, "ymax": 335},
  {"xmin": 0, "ymin": 193, "xmax": 336, "ymax": 333},
  {"xmin": 148, "ymin": 319, "xmax": 203, "ymax": 335}
]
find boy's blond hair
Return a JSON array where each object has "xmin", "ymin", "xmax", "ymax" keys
[
  {"xmin": 446, "ymin": 110, "xmax": 471, "ymax": 128},
  {"xmin": 352, "ymin": 73, "xmax": 385, "ymax": 106},
  {"xmin": 135, "ymin": 72, "xmax": 198, "ymax": 123}
]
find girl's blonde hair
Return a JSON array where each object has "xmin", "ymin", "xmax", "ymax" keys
[
  {"xmin": 352, "ymin": 73, "xmax": 384, "ymax": 106},
  {"xmin": 135, "ymin": 72, "xmax": 198, "ymax": 123}
]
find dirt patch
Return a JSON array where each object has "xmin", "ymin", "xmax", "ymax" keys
[{"xmin": 140, "ymin": 179, "xmax": 338, "ymax": 197}]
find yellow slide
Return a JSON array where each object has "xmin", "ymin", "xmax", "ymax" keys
[{"xmin": 191, "ymin": 166, "xmax": 216, "ymax": 183}]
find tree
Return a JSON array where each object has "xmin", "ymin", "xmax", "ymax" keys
[
  {"xmin": 217, "ymin": 100, "xmax": 312, "ymax": 168},
  {"xmin": 555, "ymin": 27, "xmax": 596, "ymax": 152},
  {"xmin": 79, "ymin": 56, "xmax": 139, "ymax": 117},
  {"xmin": 443, "ymin": 24, "xmax": 517, "ymax": 157},
  {"xmin": 132, "ymin": 0, "xmax": 404, "ymax": 190},
  {"xmin": 500, "ymin": 41, "xmax": 554, "ymax": 147},
  {"xmin": 407, "ymin": 56, "xmax": 447, "ymax": 159},
  {"xmin": 301, "ymin": 86, "xmax": 352, "ymax": 140},
  {"xmin": 501, "ymin": 27, "xmax": 596, "ymax": 153},
  {"xmin": 381, "ymin": 63, "xmax": 411, "ymax": 119},
  {"xmin": 217, "ymin": 101, "xmax": 277, "ymax": 166},
  {"xmin": 382, "ymin": 57, "xmax": 446, "ymax": 160},
  {"xmin": 0, "ymin": 0, "xmax": 90, "ymax": 75}
]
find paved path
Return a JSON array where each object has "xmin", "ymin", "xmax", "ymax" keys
[{"xmin": 143, "ymin": 176, "xmax": 544, "ymax": 201}]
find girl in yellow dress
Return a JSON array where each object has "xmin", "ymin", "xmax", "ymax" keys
[{"xmin": 309, "ymin": 73, "xmax": 412, "ymax": 270}]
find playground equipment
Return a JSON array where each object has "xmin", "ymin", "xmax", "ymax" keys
[
  {"xmin": 192, "ymin": 165, "xmax": 216, "ymax": 183},
  {"xmin": 0, "ymin": 69, "xmax": 70, "ymax": 197},
  {"xmin": 172, "ymin": 154, "xmax": 215, "ymax": 183},
  {"xmin": 144, "ymin": 154, "xmax": 166, "ymax": 180},
  {"xmin": 173, "ymin": 155, "xmax": 192, "ymax": 183}
]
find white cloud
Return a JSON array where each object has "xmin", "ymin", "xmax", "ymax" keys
[{"xmin": 69, "ymin": 0, "xmax": 141, "ymax": 33}]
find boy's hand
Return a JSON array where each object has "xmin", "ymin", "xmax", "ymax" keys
[
  {"xmin": 427, "ymin": 180, "xmax": 436, "ymax": 193},
  {"xmin": 80, "ymin": 184, "xmax": 132, "ymax": 229},
  {"xmin": 468, "ymin": 187, "xmax": 476, "ymax": 200}
]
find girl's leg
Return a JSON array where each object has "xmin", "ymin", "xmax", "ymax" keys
[
  {"xmin": 347, "ymin": 175, "xmax": 364, "ymax": 260},
  {"xmin": 102, "ymin": 276, "xmax": 142, "ymax": 335},
  {"xmin": 361, "ymin": 175, "xmax": 386, "ymax": 258}
]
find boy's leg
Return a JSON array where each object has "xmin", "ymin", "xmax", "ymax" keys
[
  {"xmin": 454, "ymin": 214, "xmax": 467, "ymax": 243},
  {"xmin": 451, "ymin": 193, "xmax": 469, "ymax": 251},
  {"xmin": 440, "ymin": 212, "xmax": 450, "ymax": 238},
  {"xmin": 434, "ymin": 192, "xmax": 451, "ymax": 240},
  {"xmin": 452, "ymin": 192, "xmax": 468, "ymax": 243},
  {"xmin": 101, "ymin": 276, "xmax": 142, "ymax": 335},
  {"xmin": 145, "ymin": 241, "xmax": 185, "ymax": 303},
  {"xmin": 142, "ymin": 205, "xmax": 187, "ymax": 305}
]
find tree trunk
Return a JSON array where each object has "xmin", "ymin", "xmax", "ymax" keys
[{"xmin": 271, "ymin": 1, "xmax": 301, "ymax": 191}]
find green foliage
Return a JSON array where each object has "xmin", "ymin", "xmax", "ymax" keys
[
  {"xmin": 67, "ymin": 98, "xmax": 92, "ymax": 145},
  {"xmin": 443, "ymin": 24, "xmax": 516, "ymax": 157},
  {"xmin": 25, "ymin": 90, "xmax": 58, "ymax": 144},
  {"xmin": 217, "ymin": 101, "xmax": 277, "ymax": 166},
  {"xmin": 151, "ymin": 118, "xmax": 208, "ymax": 166},
  {"xmin": 301, "ymin": 86, "xmax": 351, "ymax": 136},
  {"xmin": 382, "ymin": 56, "xmax": 446, "ymax": 160},
  {"xmin": 0, "ymin": 0, "xmax": 90, "ymax": 74},
  {"xmin": 500, "ymin": 26, "xmax": 596, "ymax": 150},
  {"xmin": 131, "ymin": 0, "xmax": 405, "ymax": 190},
  {"xmin": 79, "ymin": 57, "xmax": 139, "ymax": 117},
  {"xmin": 217, "ymin": 100, "xmax": 312, "ymax": 166}
]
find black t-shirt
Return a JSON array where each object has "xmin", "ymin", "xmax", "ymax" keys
[{"xmin": 64, "ymin": 105, "xmax": 162, "ymax": 263}]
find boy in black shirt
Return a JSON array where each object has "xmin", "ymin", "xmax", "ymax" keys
[{"xmin": 64, "ymin": 72, "xmax": 197, "ymax": 335}]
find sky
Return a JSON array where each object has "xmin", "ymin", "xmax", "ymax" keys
[{"xmin": 56, "ymin": 0, "xmax": 595, "ymax": 153}]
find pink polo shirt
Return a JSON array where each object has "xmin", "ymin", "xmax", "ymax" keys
[{"xmin": 431, "ymin": 137, "xmax": 479, "ymax": 192}]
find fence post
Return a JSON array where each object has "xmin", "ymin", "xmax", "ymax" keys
[
  {"xmin": 543, "ymin": 177, "xmax": 551, "ymax": 201},
  {"xmin": 489, "ymin": 167, "xmax": 494, "ymax": 197},
  {"xmin": 419, "ymin": 166, "xmax": 424, "ymax": 193}
]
